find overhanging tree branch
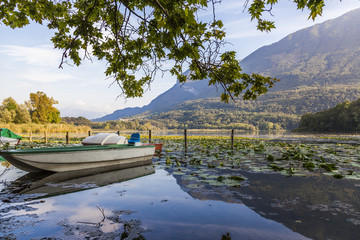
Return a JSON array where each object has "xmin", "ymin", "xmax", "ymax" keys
[{"xmin": 0, "ymin": 0, "xmax": 328, "ymax": 102}]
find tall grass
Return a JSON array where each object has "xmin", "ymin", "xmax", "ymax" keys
[{"xmin": 0, "ymin": 123, "xmax": 91, "ymax": 135}]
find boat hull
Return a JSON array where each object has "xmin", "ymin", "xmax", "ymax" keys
[
  {"xmin": 0, "ymin": 144, "xmax": 155, "ymax": 172},
  {"xmin": 0, "ymin": 137, "xmax": 19, "ymax": 146}
]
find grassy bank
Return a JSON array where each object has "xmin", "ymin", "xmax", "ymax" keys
[{"xmin": 0, "ymin": 123, "xmax": 91, "ymax": 135}]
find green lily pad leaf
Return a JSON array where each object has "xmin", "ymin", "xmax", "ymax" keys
[
  {"xmin": 202, "ymin": 179, "xmax": 224, "ymax": 186},
  {"xmin": 186, "ymin": 184, "xmax": 204, "ymax": 189},
  {"xmin": 182, "ymin": 176, "xmax": 199, "ymax": 181},
  {"xmin": 345, "ymin": 174, "xmax": 360, "ymax": 180}
]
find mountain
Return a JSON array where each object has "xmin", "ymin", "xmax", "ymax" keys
[
  {"xmin": 241, "ymin": 8, "xmax": 360, "ymax": 90},
  {"xmin": 94, "ymin": 8, "xmax": 360, "ymax": 127},
  {"xmin": 93, "ymin": 75, "xmax": 219, "ymax": 121},
  {"xmin": 60, "ymin": 107, "xmax": 108, "ymax": 120},
  {"xmin": 147, "ymin": 85, "xmax": 360, "ymax": 130}
]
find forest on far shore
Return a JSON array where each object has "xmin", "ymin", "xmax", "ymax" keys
[
  {"xmin": 2, "ymin": 90, "xmax": 360, "ymax": 133},
  {"xmin": 295, "ymin": 98, "xmax": 360, "ymax": 132}
]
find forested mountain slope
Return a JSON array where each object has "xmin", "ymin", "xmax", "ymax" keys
[
  {"xmin": 146, "ymin": 85, "xmax": 360, "ymax": 130},
  {"xmin": 295, "ymin": 97, "xmax": 360, "ymax": 132}
]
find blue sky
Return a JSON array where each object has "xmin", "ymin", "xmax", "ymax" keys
[{"xmin": 1, "ymin": 0, "xmax": 360, "ymax": 119}]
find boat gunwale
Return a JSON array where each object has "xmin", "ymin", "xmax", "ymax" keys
[{"xmin": 0, "ymin": 144, "xmax": 155, "ymax": 154}]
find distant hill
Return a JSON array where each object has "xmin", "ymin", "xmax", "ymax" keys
[
  {"xmin": 147, "ymin": 85, "xmax": 360, "ymax": 130},
  {"xmin": 93, "ymin": 77, "xmax": 219, "ymax": 121},
  {"xmin": 295, "ymin": 97, "xmax": 360, "ymax": 132},
  {"xmin": 94, "ymin": 8, "xmax": 360, "ymax": 129}
]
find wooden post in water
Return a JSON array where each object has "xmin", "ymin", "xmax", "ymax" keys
[
  {"xmin": 184, "ymin": 129, "xmax": 188, "ymax": 151},
  {"xmin": 88, "ymin": 130, "xmax": 91, "ymax": 136},
  {"xmin": 66, "ymin": 132, "xmax": 69, "ymax": 144},
  {"xmin": 44, "ymin": 132, "xmax": 47, "ymax": 143},
  {"xmin": 149, "ymin": 130, "xmax": 152, "ymax": 143},
  {"xmin": 231, "ymin": 129, "xmax": 234, "ymax": 150}
]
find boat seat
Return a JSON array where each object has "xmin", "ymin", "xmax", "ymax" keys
[{"xmin": 128, "ymin": 133, "xmax": 141, "ymax": 145}]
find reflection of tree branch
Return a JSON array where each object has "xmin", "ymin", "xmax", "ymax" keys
[
  {"xmin": 77, "ymin": 205, "xmax": 106, "ymax": 226},
  {"xmin": 0, "ymin": 166, "xmax": 10, "ymax": 178},
  {"xmin": 97, "ymin": 205, "xmax": 106, "ymax": 223}
]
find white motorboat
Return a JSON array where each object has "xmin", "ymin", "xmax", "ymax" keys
[
  {"xmin": 0, "ymin": 128, "xmax": 22, "ymax": 146},
  {"xmin": 0, "ymin": 143, "xmax": 155, "ymax": 172}
]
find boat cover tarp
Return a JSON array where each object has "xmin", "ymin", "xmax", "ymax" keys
[
  {"xmin": 82, "ymin": 133, "xmax": 127, "ymax": 145},
  {"xmin": 0, "ymin": 128, "xmax": 22, "ymax": 140}
]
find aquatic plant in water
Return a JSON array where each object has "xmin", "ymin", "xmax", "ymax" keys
[{"xmin": 152, "ymin": 136, "xmax": 360, "ymax": 188}]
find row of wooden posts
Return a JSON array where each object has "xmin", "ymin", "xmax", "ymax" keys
[
  {"xmin": 38, "ymin": 130, "xmax": 149, "ymax": 144},
  {"xmin": 32, "ymin": 131, "xmax": 93, "ymax": 144},
  {"xmin": 184, "ymin": 129, "xmax": 236, "ymax": 150},
  {"xmin": 35, "ymin": 129, "xmax": 236, "ymax": 150}
]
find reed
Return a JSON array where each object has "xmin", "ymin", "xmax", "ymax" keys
[{"xmin": 0, "ymin": 123, "xmax": 91, "ymax": 135}]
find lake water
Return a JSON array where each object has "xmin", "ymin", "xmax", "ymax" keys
[
  {"xmin": 1, "ymin": 134, "xmax": 360, "ymax": 239},
  {"xmin": 1, "ymin": 163, "xmax": 359, "ymax": 240}
]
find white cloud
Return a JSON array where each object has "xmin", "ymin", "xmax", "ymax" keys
[
  {"xmin": 19, "ymin": 69, "xmax": 73, "ymax": 82},
  {"xmin": 0, "ymin": 44, "xmax": 61, "ymax": 67},
  {"xmin": 75, "ymin": 100, "xmax": 87, "ymax": 106},
  {"xmin": 14, "ymin": 80, "xmax": 32, "ymax": 88}
]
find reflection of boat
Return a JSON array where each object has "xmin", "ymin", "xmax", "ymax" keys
[
  {"xmin": 0, "ymin": 128, "xmax": 22, "ymax": 146},
  {"xmin": 1, "ymin": 165, "xmax": 154, "ymax": 200},
  {"xmin": 0, "ymin": 144, "xmax": 155, "ymax": 172},
  {"xmin": 143, "ymin": 143, "xmax": 164, "ymax": 152}
]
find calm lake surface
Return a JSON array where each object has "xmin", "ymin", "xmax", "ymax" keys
[{"xmin": 1, "ymin": 133, "xmax": 360, "ymax": 239}]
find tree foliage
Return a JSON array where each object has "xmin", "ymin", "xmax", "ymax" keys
[
  {"xmin": 0, "ymin": 93, "xmax": 62, "ymax": 124},
  {"xmin": 27, "ymin": 91, "xmax": 61, "ymax": 123},
  {"xmin": 296, "ymin": 98, "xmax": 360, "ymax": 132},
  {"xmin": 91, "ymin": 119, "xmax": 164, "ymax": 131},
  {"xmin": 61, "ymin": 116, "xmax": 93, "ymax": 126},
  {"xmin": 0, "ymin": 97, "xmax": 31, "ymax": 124},
  {"xmin": 0, "ymin": 0, "xmax": 328, "ymax": 101}
]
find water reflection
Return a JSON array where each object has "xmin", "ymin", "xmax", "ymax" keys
[
  {"xmin": 0, "ymin": 164, "xmax": 359, "ymax": 239},
  {"xmin": 171, "ymin": 169, "xmax": 360, "ymax": 240},
  {"xmin": 0, "ymin": 165, "xmax": 155, "ymax": 202}
]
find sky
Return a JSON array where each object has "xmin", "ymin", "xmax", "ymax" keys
[{"xmin": 1, "ymin": 0, "xmax": 360, "ymax": 119}]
